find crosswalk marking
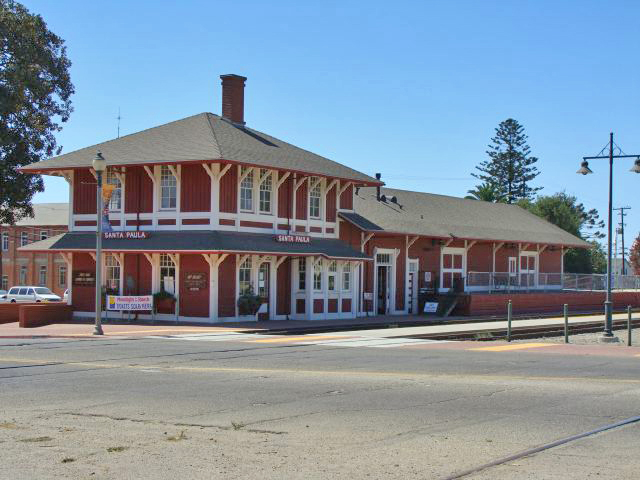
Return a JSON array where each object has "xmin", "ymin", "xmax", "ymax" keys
[
  {"xmin": 469, "ymin": 343, "xmax": 556, "ymax": 352},
  {"xmin": 148, "ymin": 332, "xmax": 448, "ymax": 349}
]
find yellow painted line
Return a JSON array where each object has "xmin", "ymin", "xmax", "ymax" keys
[
  {"xmin": 469, "ymin": 343, "xmax": 557, "ymax": 352},
  {"xmin": 247, "ymin": 335, "xmax": 350, "ymax": 344}
]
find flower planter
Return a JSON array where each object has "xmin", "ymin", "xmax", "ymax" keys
[{"xmin": 155, "ymin": 298, "xmax": 176, "ymax": 315}]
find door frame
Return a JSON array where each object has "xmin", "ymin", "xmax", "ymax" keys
[{"xmin": 373, "ymin": 248, "xmax": 396, "ymax": 315}]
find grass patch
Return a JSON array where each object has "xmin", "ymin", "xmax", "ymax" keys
[
  {"xmin": 166, "ymin": 431, "xmax": 187, "ymax": 441},
  {"xmin": 20, "ymin": 436, "xmax": 53, "ymax": 443},
  {"xmin": 0, "ymin": 422, "xmax": 19, "ymax": 429},
  {"xmin": 231, "ymin": 421, "xmax": 245, "ymax": 431},
  {"xmin": 107, "ymin": 446, "xmax": 128, "ymax": 453}
]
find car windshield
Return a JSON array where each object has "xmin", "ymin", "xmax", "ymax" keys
[{"xmin": 34, "ymin": 288, "xmax": 52, "ymax": 294}]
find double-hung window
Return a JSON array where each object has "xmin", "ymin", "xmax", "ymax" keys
[
  {"xmin": 328, "ymin": 261, "xmax": 337, "ymax": 292},
  {"xmin": 160, "ymin": 166, "xmax": 177, "ymax": 210},
  {"xmin": 1, "ymin": 232, "xmax": 8, "ymax": 251},
  {"xmin": 58, "ymin": 265, "xmax": 67, "ymax": 288},
  {"xmin": 19, "ymin": 266, "xmax": 27, "ymax": 284},
  {"xmin": 313, "ymin": 260, "xmax": 322, "ymax": 291},
  {"xmin": 106, "ymin": 170, "xmax": 122, "ymax": 211},
  {"xmin": 239, "ymin": 257, "xmax": 252, "ymax": 294},
  {"xmin": 38, "ymin": 265, "xmax": 47, "ymax": 286},
  {"xmin": 309, "ymin": 177, "xmax": 321, "ymax": 219},
  {"xmin": 298, "ymin": 258, "xmax": 306, "ymax": 291},
  {"xmin": 240, "ymin": 167, "xmax": 254, "ymax": 212},
  {"xmin": 20, "ymin": 232, "xmax": 29, "ymax": 246},
  {"xmin": 259, "ymin": 169, "xmax": 272, "ymax": 214},
  {"xmin": 342, "ymin": 263, "xmax": 352, "ymax": 291},
  {"xmin": 160, "ymin": 254, "xmax": 176, "ymax": 293},
  {"xmin": 40, "ymin": 230, "xmax": 48, "ymax": 241},
  {"xmin": 105, "ymin": 254, "xmax": 120, "ymax": 292}
]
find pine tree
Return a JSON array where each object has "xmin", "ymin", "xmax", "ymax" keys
[{"xmin": 472, "ymin": 119, "xmax": 541, "ymax": 203}]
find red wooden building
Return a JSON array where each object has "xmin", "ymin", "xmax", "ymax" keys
[{"xmin": 20, "ymin": 74, "xmax": 593, "ymax": 322}]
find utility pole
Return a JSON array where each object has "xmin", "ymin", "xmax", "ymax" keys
[{"xmin": 613, "ymin": 207, "xmax": 631, "ymax": 275}]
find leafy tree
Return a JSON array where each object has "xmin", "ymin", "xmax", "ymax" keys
[
  {"xmin": 465, "ymin": 183, "xmax": 505, "ymax": 202},
  {"xmin": 0, "ymin": 0, "xmax": 74, "ymax": 225},
  {"xmin": 472, "ymin": 118, "xmax": 541, "ymax": 204},
  {"xmin": 630, "ymin": 234, "xmax": 640, "ymax": 275},
  {"xmin": 517, "ymin": 192, "xmax": 606, "ymax": 273}
]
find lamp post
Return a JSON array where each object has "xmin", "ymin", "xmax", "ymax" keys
[
  {"xmin": 579, "ymin": 132, "xmax": 640, "ymax": 342},
  {"xmin": 92, "ymin": 152, "xmax": 107, "ymax": 336}
]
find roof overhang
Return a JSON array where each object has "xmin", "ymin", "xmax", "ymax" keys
[{"xmin": 19, "ymin": 231, "xmax": 372, "ymax": 261}]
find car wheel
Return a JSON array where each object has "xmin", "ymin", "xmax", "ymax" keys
[
  {"xmin": 10, "ymin": 299, "xmax": 16, "ymax": 303},
  {"xmin": 36, "ymin": 300, "xmax": 41, "ymax": 303}
]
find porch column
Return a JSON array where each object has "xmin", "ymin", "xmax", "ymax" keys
[
  {"xmin": 305, "ymin": 256, "xmax": 313, "ymax": 320},
  {"xmin": 269, "ymin": 258, "xmax": 278, "ymax": 320}
]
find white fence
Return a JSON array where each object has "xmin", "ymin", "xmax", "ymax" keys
[{"xmin": 466, "ymin": 272, "xmax": 640, "ymax": 292}]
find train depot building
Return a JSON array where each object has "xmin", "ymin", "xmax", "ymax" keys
[{"xmin": 20, "ymin": 74, "xmax": 604, "ymax": 323}]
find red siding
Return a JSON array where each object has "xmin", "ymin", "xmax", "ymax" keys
[
  {"xmin": 467, "ymin": 243, "xmax": 492, "ymax": 272},
  {"xmin": 540, "ymin": 249, "xmax": 562, "ymax": 273},
  {"xmin": 179, "ymin": 255, "xmax": 209, "ymax": 317},
  {"xmin": 296, "ymin": 299, "xmax": 305, "ymax": 314},
  {"xmin": 326, "ymin": 184, "xmax": 337, "ymax": 222},
  {"xmin": 123, "ymin": 254, "xmax": 152, "ymax": 296},
  {"xmin": 125, "ymin": 167, "xmax": 153, "ymax": 213},
  {"xmin": 182, "ymin": 218, "xmax": 209, "ymax": 225},
  {"xmin": 72, "ymin": 253, "xmax": 96, "ymax": 312},
  {"xmin": 239, "ymin": 221, "xmax": 272, "ymax": 229},
  {"xmin": 340, "ymin": 184, "xmax": 353, "ymax": 210},
  {"xmin": 328, "ymin": 298, "xmax": 338, "ymax": 313},
  {"xmin": 341, "ymin": 298, "xmax": 352, "ymax": 313},
  {"xmin": 278, "ymin": 171, "xmax": 292, "ymax": 219},
  {"xmin": 73, "ymin": 169, "xmax": 97, "ymax": 214},
  {"xmin": 181, "ymin": 164, "xmax": 211, "ymax": 212},
  {"xmin": 159, "ymin": 219, "xmax": 177, "ymax": 225},
  {"xmin": 220, "ymin": 165, "xmax": 237, "ymax": 213},
  {"xmin": 218, "ymin": 255, "xmax": 236, "ymax": 317},
  {"xmin": 296, "ymin": 181, "xmax": 307, "ymax": 220},
  {"xmin": 276, "ymin": 259, "xmax": 291, "ymax": 316},
  {"xmin": 339, "ymin": 220, "xmax": 361, "ymax": 250}
]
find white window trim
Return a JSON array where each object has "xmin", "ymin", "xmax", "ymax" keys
[
  {"xmin": 440, "ymin": 247, "xmax": 466, "ymax": 292},
  {"xmin": 158, "ymin": 165, "xmax": 179, "ymax": 212},
  {"xmin": 258, "ymin": 169, "xmax": 273, "ymax": 215},
  {"xmin": 308, "ymin": 176, "xmax": 323, "ymax": 220},
  {"xmin": 1, "ymin": 232, "xmax": 8, "ymax": 251}
]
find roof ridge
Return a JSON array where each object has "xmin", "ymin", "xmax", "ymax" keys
[{"xmin": 205, "ymin": 113, "xmax": 224, "ymax": 159}]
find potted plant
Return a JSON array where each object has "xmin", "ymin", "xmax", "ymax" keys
[
  {"xmin": 153, "ymin": 290, "xmax": 176, "ymax": 314},
  {"xmin": 237, "ymin": 286, "xmax": 261, "ymax": 318}
]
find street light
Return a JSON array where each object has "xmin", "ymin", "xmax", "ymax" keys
[
  {"xmin": 92, "ymin": 152, "xmax": 106, "ymax": 336},
  {"xmin": 579, "ymin": 133, "xmax": 640, "ymax": 342}
]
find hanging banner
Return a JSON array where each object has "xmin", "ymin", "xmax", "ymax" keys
[
  {"xmin": 101, "ymin": 183, "xmax": 116, "ymax": 232},
  {"xmin": 107, "ymin": 295, "xmax": 153, "ymax": 311}
]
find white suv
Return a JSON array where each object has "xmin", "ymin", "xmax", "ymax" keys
[{"xmin": 4, "ymin": 286, "xmax": 62, "ymax": 303}]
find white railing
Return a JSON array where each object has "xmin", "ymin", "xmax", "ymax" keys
[{"xmin": 466, "ymin": 272, "xmax": 640, "ymax": 292}]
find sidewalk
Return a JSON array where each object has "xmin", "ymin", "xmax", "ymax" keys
[{"xmin": 0, "ymin": 311, "xmax": 634, "ymax": 339}]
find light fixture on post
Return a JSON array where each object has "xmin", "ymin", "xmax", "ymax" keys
[
  {"xmin": 92, "ymin": 151, "xmax": 107, "ymax": 336},
  {"xmin": 579, "ymin": 133, "xmax": 639, "ymax": 343}
]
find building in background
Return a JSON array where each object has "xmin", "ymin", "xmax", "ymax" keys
[{"xmin": 0, "ymin": 203, "xmax": 69, "ymax": 295}]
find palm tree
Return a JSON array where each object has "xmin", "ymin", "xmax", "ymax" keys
[{"xmin": 465, "ymin": 183, "xmax": 505, "ymax": 202}]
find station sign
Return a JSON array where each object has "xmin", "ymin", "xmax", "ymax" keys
[
  {"xmin": 103, "ymin": 231, "xmax": 150, "ymax": 240},
  {"xmin": 275, "ymin": 234, "xmax": 311, "ymax": 244},
  {"xmin": 72, "ymin": 271, "xmax": 95, "ymax": 287}
]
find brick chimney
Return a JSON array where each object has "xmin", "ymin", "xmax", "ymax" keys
[{"xmin": 220, "ymin": 74, "xmax": 247, "ymax": 126}]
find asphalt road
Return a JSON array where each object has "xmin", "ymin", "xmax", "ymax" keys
[{"xmin": 0, "ymin": 333, "xmax": 639, "ymax": 479}]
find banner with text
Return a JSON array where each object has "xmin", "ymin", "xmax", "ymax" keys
[{"xmin": 107, "ymin": 295, "xmax": 153, "ymax": 311}]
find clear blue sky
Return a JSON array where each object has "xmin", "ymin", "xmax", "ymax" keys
[{"xmin": 24, "ymin": 0, "xmax": 640, "ymax": 252}]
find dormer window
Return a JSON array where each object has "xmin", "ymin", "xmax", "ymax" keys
[{"xmin": 160, "ymin": 166, "xmax": 177, "ymax": 210}]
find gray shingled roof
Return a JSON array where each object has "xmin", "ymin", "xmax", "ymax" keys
[
  {"xmin": 19, "ymin": 231, "xmax": 370, "ymax": 260},
  {"xmin": 347, "ymin": 187, "xmax": 589, "ymax": 247},
  {"xmin": 1, "ymin": 203, "xmax": 69, "ymax": 227},
  {"xmin": 21, "ymin": 113, "xmax": 378, "ymax": 184}
]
